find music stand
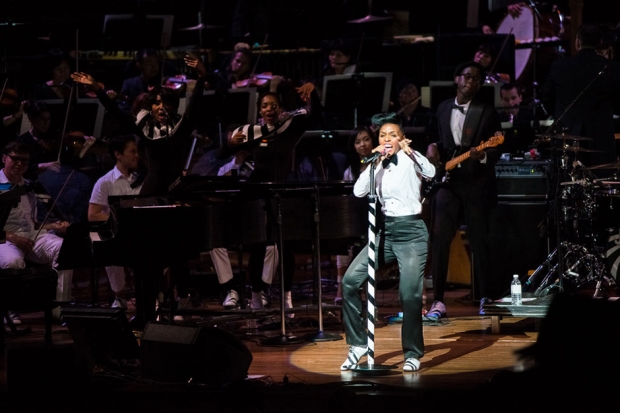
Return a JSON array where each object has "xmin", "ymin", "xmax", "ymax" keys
[
  {"xmin": 102, "ymin": 14, "xmax": 174, "ymax": 51},
  {"xmin": 306, "ymin": 187, "xmax": 343, "ymax": 342},
  {"xmin": 19, "ymin": 98, "xmax": 105, "ymax": 138},
  {"xmin": 195, "ymin": 88, "xmax": 258, "ymax": 147},
  {"xmin": 322, "ymin": 72, "xmax": 392, "ymax": 129}
]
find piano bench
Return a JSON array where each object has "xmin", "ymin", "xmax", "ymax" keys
[{"xmin": 0, "ymin": 266, "xmax": 58, "ymax": 350}]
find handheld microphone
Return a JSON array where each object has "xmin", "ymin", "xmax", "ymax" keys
[{"xmin": 360, "ymin": 149, "xmax": 386, "ymax": 164}]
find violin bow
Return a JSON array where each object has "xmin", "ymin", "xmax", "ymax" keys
[
  {"xmin": 33, "ymin": 169, "xmax": 75, "ymax": 240},
  {"xmin": 57, "ymin": 85, "xmax": 76, "ymax": 163},
  {"xmin": 246, "ymin": 34, "xmax": 269, "ymax": 88},
  {"xmin": 0, "ymin": 78, "xmax": 7, "ymax": 102},
  {"xmin": 487, "ymin": 28, "xmax": 513, "ymax": 78},
  {"xmin": 397, "ymin": 96, "xmax": 421, "ymax": 116},
  {"xmin": 75, "ymin": 29, "xmax": 79, "ymax": 73}
]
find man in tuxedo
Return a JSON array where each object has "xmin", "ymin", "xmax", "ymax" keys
[{"xmin": 425, "ymin": 61, "xmax": 503, "ymax": 318}]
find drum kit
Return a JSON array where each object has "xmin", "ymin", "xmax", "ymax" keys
[{"xmin": 526, "ymin": 133, "xmax": 620, "ymax": 298}]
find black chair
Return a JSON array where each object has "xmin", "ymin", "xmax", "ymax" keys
[{"xmin": 1, "ymin": 266, "xmax": 58, "ymax": 350}]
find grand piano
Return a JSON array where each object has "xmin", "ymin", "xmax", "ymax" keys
[{"xmin": 60, "ymin": 177, "xmax": 369, "ymax": 328}]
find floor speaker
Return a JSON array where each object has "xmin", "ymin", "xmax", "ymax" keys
[
  {"xmin": 140, "ymin": 322, "xmax": 253, "ymax": 385},
  {"xmin": 5, "ymin": 342, "xmax": 91, "ymax": 392},
  {"xmin": 484, "ymin": 200, "xmax": 549, "ymax": 300},
  {"xmin": 62, "ymin": 307, "xmax": 140, "ymax": 370}
]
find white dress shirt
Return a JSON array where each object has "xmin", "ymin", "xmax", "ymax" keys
[{"xmin": 353, "ymin": 150, "xmax": 435, "ymax": 217}]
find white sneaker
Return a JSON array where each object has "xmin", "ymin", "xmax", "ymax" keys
[
  {"xmin": 426, "ymin": 300, "xmax": 447, "ymax": 319},
  {"xmin": 403, "ymin": 357, "xmax": 420, "ymax": 372},
  {"xmin": 284, "ymin": 291, "xmax": 294, "ymax": 318},
  {"xmin": 223, "ymin": 290, "xmax": 239, "ymax": 309},
  {"xmin": 111, "ymin": 297, "xmax": 127, "ymax": 310},
  {"xmin": 341, "ymin": 345, "xmax": 368, "ymax": 370},
  {"xmin": 174, "ymin": 296, "xmax": 193, "ymax": 322},
  {"xmin": 251, "ymin": 291, "xmax": 265, "ymax": 309}
]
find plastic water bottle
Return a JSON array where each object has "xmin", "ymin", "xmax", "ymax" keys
[{"xmin": 511, "ymin": 274, "xmax": 522, "ymax": 306}]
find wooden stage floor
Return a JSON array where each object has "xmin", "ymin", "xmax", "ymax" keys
[{"xmin": 1, "ymin": 263, "xmax": 616, "ymax": 412}]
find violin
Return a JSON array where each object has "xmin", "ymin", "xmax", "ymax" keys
[
  {"xmin": 164, "ymin": 74, "xmax": 188, "ymax": 91},
  {"xmin": 485, "ymin": 73, "xmax": 511, "ymax": 84},
  {"xmin": 235, "ymin": 72, "xmax": 274, "ymax": 88}
]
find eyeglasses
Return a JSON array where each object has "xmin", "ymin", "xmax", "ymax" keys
[
  {"xmin": 458, "ymin": 73, "xmax": 481, "ymax": 83},
  {"xmin": 5, "ymin": 154, "xmax": 30, "ymax": 164}
]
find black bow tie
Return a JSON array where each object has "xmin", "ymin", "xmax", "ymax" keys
[
  {"xmin": 452, "ymin": 104, "xmax": 465, "ymax": 114},
  {"xmin": 382, "ymin": 154, "xmax": 398, "ymax": 168}
]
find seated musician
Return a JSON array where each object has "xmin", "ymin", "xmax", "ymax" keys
[
  {"xmin": 88, "ymin": 135, "xmax": 142, "ymax": 310},
  {"xmin": 394, "ymin": 78, "xmax": 438, "ymax": 152},
  {"xmin": 0, "ymin": 141, "xmax": 73, "ymax": 322},
  {"xmin": 117, "ymin": 48, "xmax": 177, "ymax": 114},
  {"xmin": 498, "ymin": 82, "xmax": 537, "ymax": 155},
  {"xmin": 218, "ymin": 84, "xmax": 320, "ymax": 315},
  {"xmin": 72, "ymin": 56, "xmax": 208, "ymax": 326}
]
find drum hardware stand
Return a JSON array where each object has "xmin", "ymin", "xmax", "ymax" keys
[
  {"xmin": 306, "ymin": 186, "xmax": 342, "ymax": 342},
  {"xmin": 529, "ymin": 61, "xmax": 612, "ymax": 295},
  {"xmin": 531, "ymin": 241, "xmax": 611, "ymax": 298}
]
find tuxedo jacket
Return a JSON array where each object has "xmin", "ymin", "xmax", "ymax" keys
[{"xmin": 434, "ymin": 97, "xmax": 502, "ymax": 206}]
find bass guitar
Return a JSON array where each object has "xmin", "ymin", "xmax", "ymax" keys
[{"xmin": 422, "ymin": 133, "xmax": 505, "ymax": 198}]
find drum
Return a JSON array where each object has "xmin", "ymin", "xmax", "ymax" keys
[
  {"xmin": 496, "ymin": 4, "xmax": 566, "ymax": 83},
  {"xmin": 593, "ymin": 189, "xmax": 620, "ymax": 248},
  {"xmin": 604, "ymin": 232, "xmax": 620, "ymax": 281}
]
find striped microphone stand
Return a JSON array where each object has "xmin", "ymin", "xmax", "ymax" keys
[{"xmin": 352, "ymin": 163, "xmax": 396, "ymax": 373}]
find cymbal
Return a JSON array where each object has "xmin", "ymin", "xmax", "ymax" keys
[
  {"xmin": 178, "ymin": 23, "xmax": 226, "ymax": 31},
  {"xmin": 347, "ymin": 14, "xmax": 393, "ymax": 24},
  {"xmin": 545, "ymin": 146, "xmax": 602, "ymax": 153},
  {"xmin": 586, "ymin": 160, "xmax": 620, "ymax": 170},
  {"xmin": 599, "ymin": 181, "xmax": 620, "ymax": 185},
  {"xmin": 560, "ymin": 179, "xmax": 589, "ymax": 186},
  {"xmin": 535, "ymin": 134, "xmax": 593, "ymax": 141}
]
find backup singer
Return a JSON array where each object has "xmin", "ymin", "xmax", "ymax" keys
[
  {"xmin": 340, "ymin": 112, "xmax": 435, "ymax": 372},
  {"xmin": 71, "ymin": 55, "xmax": 207, "ymax": 195}
]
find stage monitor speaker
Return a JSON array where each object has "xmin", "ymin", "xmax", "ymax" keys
[
  {"xmin": 62, "ymin": 307, "xmax": 140, "ymax": 370},
  {"xmin": 480, "ymin": 200, "xmax": 549, "ymax": 300},
  {"xmin": 140, "ymin": 322, "xmax": 253, "ymax": 385},
  {"xmin": 533, "ymin": 293, "xmax": 620, "ymax": 378},
  {"xmin": 5, "ymin": 342, "xmax": 91, "ymax": 392}
]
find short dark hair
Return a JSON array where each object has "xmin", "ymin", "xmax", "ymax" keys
[
  {"xmin": 136, "ymin": 48, "xmax": 159, "ymax": 61},
  {"xmin": 476, "ymin": 43, "xmax": 496, "ymax": 57},
  {"xmin": 500, "ymin": 82, "xmax": 521, "ymax": 94},
  {"xmin": 44, "ymin": 48, "xmax": 70, "ymax": 73},
  {"xmin": 108, "ymin": 135, "xmax": 137, "ymax": 159},
  {"xmin": 371, "ymin": 112, "xmax": 402, "ymax": 129},
  {"xmin": 3, "ymin": 140, "xmax": 31, "ymax": 156},
  {"xmin": 24, "ymin": 100, "xmax": 50, "ymax": 118},
  {"xmin": 327, "ymin": 38, "xmax": 352, "ymax": 56},
  {"xmin": 453, "ymin": 61, "xmax": 486, "ymax": 82},
  {"xmin": 577, "ymin": 23, "xmax": 604, "ymax": 49}
]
